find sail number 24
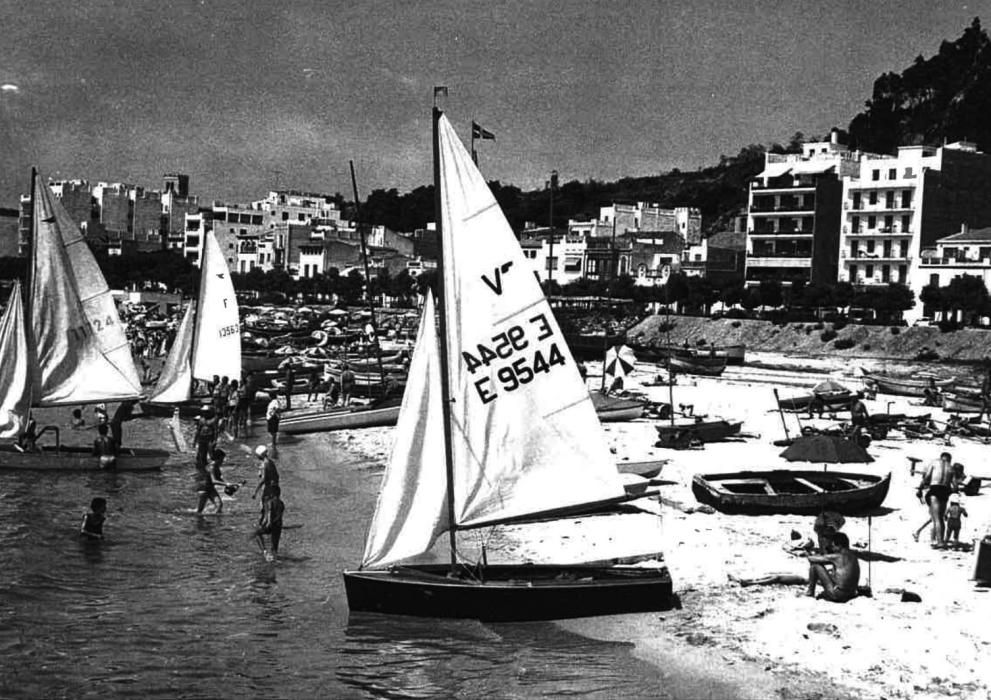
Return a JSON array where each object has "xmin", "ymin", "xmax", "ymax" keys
[{"xmin": 461, "ymin": 313, "xmax": 566, "ymax": 404}]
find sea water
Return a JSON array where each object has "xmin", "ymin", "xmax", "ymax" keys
[{"xmin": 0, "ymin": 419, "xmax": 677, "ymax": 699}]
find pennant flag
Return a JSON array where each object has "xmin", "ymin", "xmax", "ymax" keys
[
  {"xmin": 471, "ymin": 121, "xmax": 495, "ymax": 140},
  {"xmin": 433, "ymin": 86, "xmax": 448, "ymax": 97}
]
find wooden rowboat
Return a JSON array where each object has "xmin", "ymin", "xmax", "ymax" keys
[
  {"xmin": 776, "ymin": 390, "xmax": 855, "ymax": 412},
  {"xmin": 691, "ymin": 469, "xmax": 891, "ymax": 515},
  {"xmin": 942, "ymin": 391, "xmax": 983, "ymax": 413},
  {"xmin": 862, "ymin": 371, "xmax": 955, "ymax": 397}
]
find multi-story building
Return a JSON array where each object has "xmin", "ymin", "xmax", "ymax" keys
[
  {"xmin": 0, "ymin": 207, "xmax": 18, "ymax": 257},
  {"xmin": 839, "ymin": 142, "xmax": 991, "ymax": 298},
  {"xmin": 745, "ymin": 133, "xmax": 858, "ymax": 287},
  {"xmin": 917, "ymin": 224, "xmax": 991, "ymax": 290}
]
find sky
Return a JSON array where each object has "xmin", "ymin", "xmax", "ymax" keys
[{"xmin": 0, "ymin": 0, "xmax": 987, "ymax": 207}]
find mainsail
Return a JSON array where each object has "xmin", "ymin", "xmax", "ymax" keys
[
  {"xmin": 146, "ymin": 302, "xmax": 195, "ymax": 404},
  {"xmin": 435, "ymin": 114, "xmax": 626, "ymax": 530},
  {"xmin": 0, "ymin": 281, "xmax": 32, "ymax": 437},
  {"xmin": 190, "ymin": 231, "xmax": 241, "ymax": 383},
  {"xmin": 361, "ymin": 291, "xmax": 447, "ymax": 569},
  {"xmin": 30, "ymin": 172, "xmax": 142, "ymax": 405}
]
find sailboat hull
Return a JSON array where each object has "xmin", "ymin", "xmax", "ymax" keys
[
  {"xmin": 0, "ymin": 445, "xmax": 169, "ymax": 471},
  {"xmin": 344, "ymin": 564, "xmax": 673, "ymax": 621}
]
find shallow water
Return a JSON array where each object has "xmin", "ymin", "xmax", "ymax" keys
[{"xmin": 0, "ymin": 418, "xmax": 679, "ymax": 699}]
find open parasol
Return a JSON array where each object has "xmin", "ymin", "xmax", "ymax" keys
[
  {"xmin": 604, "ymin": 345, "xmax": 637, "ymax": 379},
  {"xmin": 779, "ymin": 434, "xmax": 873, "ymax": 464}
]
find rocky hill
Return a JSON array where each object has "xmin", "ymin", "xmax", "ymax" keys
[{"xmin": 627, "ymin": 315, "xmax": 991, "ymax": 364}]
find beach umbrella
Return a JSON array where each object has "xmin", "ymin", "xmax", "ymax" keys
[
  {"xmin": 604, "ymin": 345, "xmax": 637, "ymax": 378},
  {"xmin": 779, "ymin": 434, "xmax": 873, "ymax": 464},
  {"xmin": 812, "ymin": 379, "xmax": 849, "ymax": 394}
]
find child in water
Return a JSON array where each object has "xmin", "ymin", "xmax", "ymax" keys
[{"xmin": 80, "ymin": 497, "xmax": 107, "ymax": 540}]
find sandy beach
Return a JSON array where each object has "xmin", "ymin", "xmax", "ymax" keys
[{"xmin": 325, "ymin": 353, "xmax": 991, "ymax": 700}]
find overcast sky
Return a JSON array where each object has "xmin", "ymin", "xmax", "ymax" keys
[{"xmin": 0, "ymin": 0, "xmax": 985, "ymax": 206}]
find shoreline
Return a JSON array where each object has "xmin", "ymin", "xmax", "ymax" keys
[{"xmin": 325, "ymin": 359, "xmax": 991, "ymax": 700}]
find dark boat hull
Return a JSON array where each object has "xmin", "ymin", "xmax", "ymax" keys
[
  {"xmin": 280, "ymin": 404, "xmax": 402, "ymax": 434},
  {"xmin": 655, "ymin": 419, "xmax": 742, "ymax": 447},
  {"xmin": 0, "ymin": 445, "xmax": 169, "ymax": 472},
  {"xmin": 344, "ymin": 563, "xmax": 673, "ymax": 621},
  {"xmin": 668, "ymin": 355, "xmax": 726, "ymax": 376},
  {"xmin": 691, "ymin": 469, "xmax": 891, "ymax": 515},
  {"xmin": 777, "ymin": 391, "xmax": 855, "ymax": 412}
]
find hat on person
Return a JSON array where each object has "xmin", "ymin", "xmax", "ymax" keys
[
  {"xmin": 254, "ymin": 445, "xmax": 268, "ymax": 458},
  {"xmin": 949, "ymin": 493, "xmax": 961, "ymax": 504}
]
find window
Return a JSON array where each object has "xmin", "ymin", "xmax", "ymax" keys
[
  {"xmin": 853, "ymin": 192, "xmax": 862, "ymax": 209},
  {"xmin": 885, "ymin": 191, "xmax": 895, "ymax": 208},
  {"xmin": 901, "ymin": 215, "xmax": 911, "ymax": 233},
  {"xmin": 866, "ymin": 264, "xmax": 874, "ymax": 278},
  {"xmin": 545, "ymin": 257, "xmax": 558, "ymax": 271},
  {"xmin": 852, "ymin": 216, "xmax": 860, "ymax": 233},
  {"xmin": 228, "ymin": 242, "xmax": 234, "ymax": 249},
  {"xmin": 869, "ymin": 191, "xmax": 878, "ymax": 205},
  {"xmin": 866, "ymin": 239, "xmax": 875, "ymax": 254},
  {"xmin": 901, "ymin": 190, "xmax": 912, "ymax": 208},
  {"xmin": 900, "ymin": 241, "xmax": 908, "ymax": 257},
  {"xmin": 281, "ymin": 212, "xmax": 289, "ymax": 221},
  {"xmin": 881, "ymin": 265, "xmax": 890, "ymax": 282},
  {"xmin": 849, "ymin": 264, "xmax": 858, "ymax": 281},
  {"xmin": 930, "ymin": 273, "xmax": 939, "ymax": 286},
  {"xmin": 872, "ymin": 170, "xmax": 880, "ymax": 181},
  {"xmin": 850, "ymin": 243, "xmax": 858, "ymax": 258},
  {"xmin": 298, "ymin": 213, "xmax": 305, "ymax": 221},
  {"xmin": 898, "ymin": 265, "xmax": 907, "ymax": 283},
  {"xmin": 883, "ymin": 240, "xmax": 891, "ymax": 257},
  {"xmin": 888, "ymin": 168, "xmax": 896, "ymax": 180},
  {"xmin": 884, "ymin": 215, "xmax": 893, "ymax": 231},
  {"xmin": 867, "ymin": 215, "xmax": 876, "ymax": 229},
  {"xmin": 905, "ymin": 167, "xmax": 914, "ymax": 178}
]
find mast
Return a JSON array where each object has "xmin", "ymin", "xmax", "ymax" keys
[
  {"xmin": 432, "ymin": 105, "xmax": 460, "ymax": 569},
  {"xmin": 349, "ymin": 160, "xmax": 387, "ymax": 395},
  {"xmin": 25, "ymin": 168, "xmax": 36, "ymax": 329},
  {"xmin": 600, "ymin": 211, "xmax": 618, "ymax": 392}
]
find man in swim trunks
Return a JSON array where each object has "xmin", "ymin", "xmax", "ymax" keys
[
  {"xmin": 806, "ymin": 532, "xmax": 860, "ymax": 603},
  {"xmin": 918, "ymin": 451, "xmax": 954, "ymax": 548},
  {"xmin": 254, "ymin": 483, "xmax": 285, "ymax": 559}
]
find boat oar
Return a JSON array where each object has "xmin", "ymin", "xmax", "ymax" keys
[{"xmin": 773, "ymin": 389, "xmax": 791, "ymax": 443}]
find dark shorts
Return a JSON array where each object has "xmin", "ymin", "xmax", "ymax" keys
[
  {"xmin": 267, "ymin": 417, "xmax": 279, "ymax": 434},
  {"xmin": 926, "ymin": 484, "xmax": 951, "ymax": 506}
]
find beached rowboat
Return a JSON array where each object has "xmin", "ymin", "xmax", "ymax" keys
[
  {"xmin": 668, "ymin": 355, "xmax": 727, "ymax": 377},
  {"xmin": 942, "ymin": 391, "xmax": 983, "ymax": 413},
  {"xmin": 862, "ymin": 371, "xmax": 955, "ymax": 397},
  {"xmin": 691, "ymin": 469, "xmax": 891, "ymax": 515},
  {"xmin": 655, "ymin": 418, "xmax": 742, "ymax": 447}
]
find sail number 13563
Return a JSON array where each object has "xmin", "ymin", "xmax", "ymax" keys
[{"xmin": 461, "ymin": 313, "xmax": 567, "ymax": 404}]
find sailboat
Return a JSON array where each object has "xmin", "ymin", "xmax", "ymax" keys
[
  {"xmin": 142, "ymin": 230, "xmax": 242, "ymax": 416},
  {"xmin": 343, "ymin": 109, "xmax": 672, "ymax": 621},
  {"xmin": 0, "ymin": 171, "xmax": 169, "ymax": 471}
]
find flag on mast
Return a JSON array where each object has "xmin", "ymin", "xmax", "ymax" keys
[{"xmin": 471, "ymin": 121, "xmax": 495, "ymax": 140}]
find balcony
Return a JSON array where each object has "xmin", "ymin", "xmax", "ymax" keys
[
  {"xmin": 746, "ymin": 256, "xmax": 812, "ymax": 268},
  {"xmin": 919, "ymin": 257, "xmax": 991, "ymax": 267},
  {"xmin": 750, "ymin": 228, "xmax": 814, "ymax": 237},
  {"xmin": 750, "ymin": 202, "xmax": 815, "ymax": 214},
  {"xmin": 841, "ymin": 251, "xmax": 912, "ymax": 263},
  {"xmin": 842, "ymin": 227, "xmax": 913, "ymax": 237}
]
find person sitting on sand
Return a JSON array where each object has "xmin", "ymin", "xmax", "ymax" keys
[
  {"xmin": 849, "ymin": 393, "xmax": 870, "ymax": 440},
  {"xmin": 923, "ymin": 378, "xmax": 942, "ymax": 407},
  {"xmin": 806, "ymin": 532, "xmax": 860, "ymax": 603}
]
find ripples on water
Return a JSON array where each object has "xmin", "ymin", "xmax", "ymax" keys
[{"xmin": 0, "ymin": 422, "xmax": 673, "ymax": 699}]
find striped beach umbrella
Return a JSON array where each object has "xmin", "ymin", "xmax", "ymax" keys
[{"xmin": 604, "ymin": 345, "xmax": 637, "ymax": 379}]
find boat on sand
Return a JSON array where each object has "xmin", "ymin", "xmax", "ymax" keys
[
  {"xmin": 343, "ymin": 110, "xmax": 672, "ymax": 620},
  {"xmin": 691, "ymin": 470, "xmax": 891, "ymax": 515}
]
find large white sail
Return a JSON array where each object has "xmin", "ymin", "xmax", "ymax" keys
[
  {"xmin": 361, "ymin": 291, "xmax": 448, "ymax": 568},
  {"xmin": 190, "ymin": 231, "xmax": 241, "ymax": 383},
  {"xmin": 30, "ymin": 173, "xmax": 142, "ymax": 406},
  {"xmin": 146, "ymin": 302, "xmax": 195, "ymax": 404},
  {"xmin": 436, "ymin": 114, "xmax": 626, "ymax": 529},
  {"xmin": 0, "ymin": 281, "xmax": 32, "ymax": 437}
]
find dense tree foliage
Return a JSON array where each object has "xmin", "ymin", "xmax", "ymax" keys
[{"xmin": 848, "ymin": 18, "xmax": 991, "ymax": 153}]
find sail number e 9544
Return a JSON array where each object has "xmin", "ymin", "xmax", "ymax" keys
[{"xmin": 461, "ymin": 313, "xmax": 567, "ymax": 404}]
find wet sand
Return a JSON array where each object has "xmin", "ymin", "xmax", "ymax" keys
[{"xmin": 326, "ymin": 358, "xmax": 991, "ymax": 700}]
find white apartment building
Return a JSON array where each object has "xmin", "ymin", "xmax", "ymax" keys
[
  {"xmin": 519, "ymin": 234, "xmax": 587, "ymax": 285},
  {"xmin": 917, "ymin": 225, "xmax": 991, "ymax": 289},
  {"xmin": 838, "ymin": 141, "xmax": 991, "ymax": 319}
]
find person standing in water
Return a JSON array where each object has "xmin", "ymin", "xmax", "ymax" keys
[{"xmin": 80, "ymin": 497, "xmax": 108, "ymax": 540}]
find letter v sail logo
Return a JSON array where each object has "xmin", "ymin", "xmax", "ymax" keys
[{"xmin": 481, "ymin": 261, "xmax": 513, "ymax": 295}]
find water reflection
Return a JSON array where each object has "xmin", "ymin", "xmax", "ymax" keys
[{"xmin": 338, "ymin": 614, "xmax": 668, "ymax": 699}]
